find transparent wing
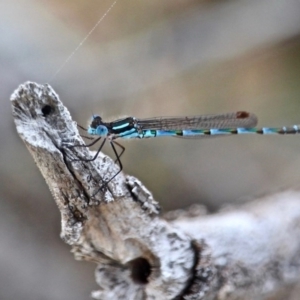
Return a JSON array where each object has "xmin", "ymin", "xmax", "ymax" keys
[{"xmin": 136, "ymin": 111, "xmax": 258, "ymax": 131}]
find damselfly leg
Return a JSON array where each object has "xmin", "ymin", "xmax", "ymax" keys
[
  {"xmin": 78, "ymin": 139, "xmax": 125, "ymax": 195},
  {"xmin": 68, "ymin": 125, "xmax": 126, "ymax": 193},
  {"xmin": 76, "ymin": 124, "xmax": 94, "ymax": 140},
  {"xmin": 77, "ymin": 124, "xmax": 88, "ymax": 131},
  {"xmin": 113, "ymin": 141, "xmax": 125, "ymax": 162},
  {"xmin": 67, "ymin": 124, "xmax": 103, "ymax": 161},
  {"xmin": 91, "ymin": 140, "xmax": 124, "ymax": 195}
]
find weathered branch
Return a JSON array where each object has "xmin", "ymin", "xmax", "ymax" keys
[{"xmin": 11, "ymin": 82, "xmax": 300, "ymax": 300}]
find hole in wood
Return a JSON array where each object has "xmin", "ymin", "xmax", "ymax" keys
[
  {"xmin": 41, "ymin": 105, "xmax": 53, "ymax": 116},
  {"xmin": 127, "ymin": 257, "xmax": 151, "ymax": 284}
]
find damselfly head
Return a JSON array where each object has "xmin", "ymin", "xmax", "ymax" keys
[
  {"xmin": 88, "ymin": 124, "xmax": 108, "ymax": 136},
  {"xmin": 88, "ymin": 115, "xmax": 109, "ymax": 136},
  {"xmin": 92, "ymin": 114, "xmax": 101, "ymax": 120},
  {"xmin": 90, "ymin": 115, "xmax": 103, "ymax": 128}
]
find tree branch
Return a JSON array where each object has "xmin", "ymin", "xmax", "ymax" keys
[{"xmin": 11, "ymin": 82, "xmax": 300, "ymax": 300}]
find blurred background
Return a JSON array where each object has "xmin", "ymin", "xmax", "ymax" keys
[{"xmin": 1, "ymin": 0, "xmax": 300, "ymax": 299}]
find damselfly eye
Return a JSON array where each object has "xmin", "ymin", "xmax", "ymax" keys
[{"xmin": 96, "ymin": 125, "xmax": 108, "ymax": 136}]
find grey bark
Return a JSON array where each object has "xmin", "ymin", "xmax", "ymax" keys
[{"xmin": 11, "ymin": 82, "xmax": 300, "ymax": 299}]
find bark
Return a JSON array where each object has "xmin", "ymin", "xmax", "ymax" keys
[{"xmin": 11, "ymin": 82, "xmax": 300, "ymax": 300}]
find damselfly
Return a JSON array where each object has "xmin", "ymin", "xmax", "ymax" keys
[{"xmin": 76, "ymin": 111, "xmax": 300, "ymax": 190}]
